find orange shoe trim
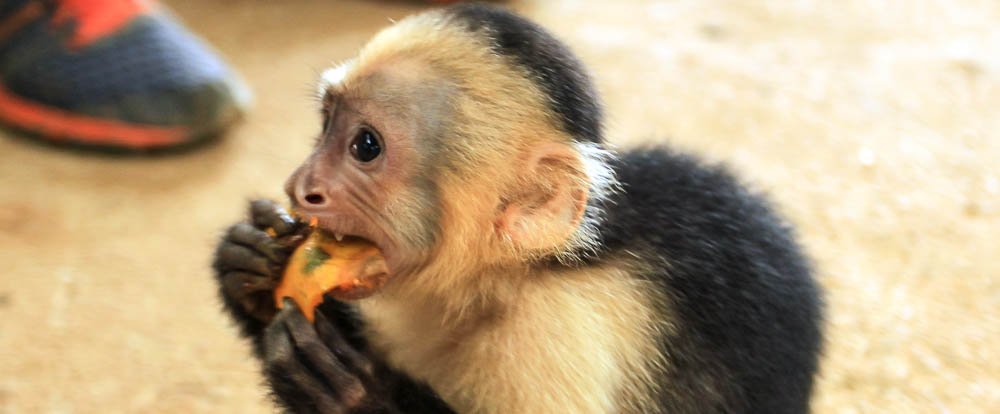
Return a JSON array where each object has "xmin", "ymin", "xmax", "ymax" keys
[
  {"xmin": 0, "ymin": 82, "xmax": 189, "ymax": 148},
  {"xmin": 52, "ymin": 0, "xmax": 150, "ymax": 48}
]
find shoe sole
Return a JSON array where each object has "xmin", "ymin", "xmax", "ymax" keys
[{"xmin": 0, "ymin": 82, "xmax": 234, "ymax": 154}]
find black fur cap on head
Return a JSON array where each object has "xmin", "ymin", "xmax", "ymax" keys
[{"xmin": 448, "ymin": 4, "xmax": 604, "ymax": 144}]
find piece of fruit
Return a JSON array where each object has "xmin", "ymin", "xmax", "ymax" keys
[{"xmin": 274, "ymin": 220, "xmax": 387, "ymax": 321}]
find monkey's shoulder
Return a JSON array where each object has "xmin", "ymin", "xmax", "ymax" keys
[
  {"xmin": 601, "ymin": 146, "xmax": 797, "ymax": 254},
  {"xmin": 597, "ymin": 144, "xmax": 819, "ymax": 315}
]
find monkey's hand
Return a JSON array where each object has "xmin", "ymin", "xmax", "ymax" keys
[
  {"xmin": 264, "ymin": 299, "xmax": 444, "ymax": 414},
  {"xmin": 214, "ymin": 199, "xmax": 306, "ymax": 340}
]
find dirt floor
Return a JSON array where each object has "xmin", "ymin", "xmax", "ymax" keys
[{"xmin": 1, "ymin": 0, "xmax": 997, "ymax": 412}]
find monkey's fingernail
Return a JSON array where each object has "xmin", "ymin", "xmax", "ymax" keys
[{"xmin": 335, "ymin": 232, "xmax": 344, "ymax": 242}]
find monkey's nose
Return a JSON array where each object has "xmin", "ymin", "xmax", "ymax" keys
[
  {"xmin": 288, "ymin": 172, "xmax": 332, "ymax": 210},
  {"xmin": 295, "ymin": 185, "xmax": 331, "ymax": 209},
  {"xmin": 303, "ymin": 192, "xmax": 326, "ymax": 206}
]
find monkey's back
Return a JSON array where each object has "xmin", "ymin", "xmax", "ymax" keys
[{"xmin": 598, "ymin": 147, "xmax": 823, "ymax": 414}]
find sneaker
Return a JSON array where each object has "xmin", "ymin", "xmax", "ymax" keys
[{"xmin": 0, "ymin": 0, "xmax": 251, "ymax": 152}]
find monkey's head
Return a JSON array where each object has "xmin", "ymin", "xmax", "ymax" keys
[{"xmin": 284, "ymin": 5, "xmax": 618, "ymax": 298}]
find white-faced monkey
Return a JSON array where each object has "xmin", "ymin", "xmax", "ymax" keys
[{"xmin": 213, "ymin": 4, "xmax": 823, "ymax": 413}]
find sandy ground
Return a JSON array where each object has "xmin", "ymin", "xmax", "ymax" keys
[{"xmin": 1, "ymin": 0, "xmax": 998, "ymax": 412}]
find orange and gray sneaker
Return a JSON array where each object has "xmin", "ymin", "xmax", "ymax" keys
[{"xmin": 0, "ymin": 0, "xmax": 251, "ymax": 152}]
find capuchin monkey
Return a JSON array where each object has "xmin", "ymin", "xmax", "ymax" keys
[{"xmin": 213, "ymin": 4, "xmax": 823, "ymax": 414}]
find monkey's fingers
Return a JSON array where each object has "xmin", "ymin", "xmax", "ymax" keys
[
  {"xmin": 273, "ymin": 300, "xmax": 369, "ymax": 408},
  {"xmin": 220, "ymin": 271, "xmax": 278, "ymax": 321},
  {"xmin": 264, "ymin": 309, "xmax": 340, "ymax": 413},
  {"xmin": 216, "ymin": 243, "xmax": 276, "ymax": 276},
  {"xmin": 250, "ymin": 199, "xmax": 301, "ymax": 236},
  {"xmin": 315, "ymin": 309, "xmax": 375, "ymax": 380},
  {"xmin": 221, "ymin": 271, "xmax": 278, "ymax": 300},
  {"xmin": 226, "ymin": 222, "xmax": 290, "ymax": 263}
]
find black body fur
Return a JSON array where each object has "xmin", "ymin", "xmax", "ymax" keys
[
  {"xmin": 600, "ymin": 149, "xmax": 823, "ymax": 413},
  {"xmin": 213, "ymin": 4, "xmax": 822, "ymax": 413}
]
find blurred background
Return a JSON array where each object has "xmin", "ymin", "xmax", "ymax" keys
[{"xmin": 1, "ymin": 0, "xmax": 998, "ymax": 412}]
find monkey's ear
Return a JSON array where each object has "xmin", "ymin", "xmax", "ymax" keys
[{"xmin": 497, "ymin": 143, "xmax": 589, "ymax": 253}]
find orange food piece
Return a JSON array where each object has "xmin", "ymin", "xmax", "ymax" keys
[{"xmin": 274, "ymin": 226, "xmax": 386, "ymax": 321}]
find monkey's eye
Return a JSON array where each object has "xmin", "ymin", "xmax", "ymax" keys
[{"xmin": 350, "ymin": 127, "xmax": 382, "ymax": 162}]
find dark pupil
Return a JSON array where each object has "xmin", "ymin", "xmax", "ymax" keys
[{"xmin": 352, "ymin": 130, "xmax": 381, "ymax": 162}]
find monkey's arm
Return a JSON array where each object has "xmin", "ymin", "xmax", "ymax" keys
[{"xmin": 265, "ymin": 300, "xmax": 456, "ymax": 414}]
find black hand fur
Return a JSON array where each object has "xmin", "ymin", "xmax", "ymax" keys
[{"xmin": 213, "ymin": 199, "xmax": 304, "ymax": 355}]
